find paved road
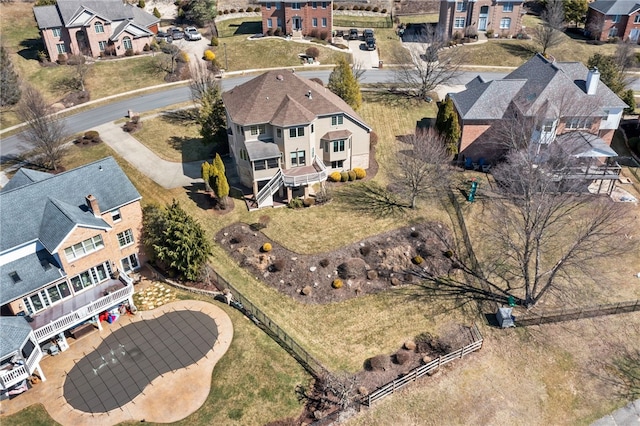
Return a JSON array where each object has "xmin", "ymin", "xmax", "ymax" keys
[{"xmin": 0, "ymin": 69, "xmax": 510, "ymax": 160}]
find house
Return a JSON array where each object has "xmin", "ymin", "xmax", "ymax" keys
[
  {"xmin": 222, "ymin": 70, "xmax": 371, "ymax": 209},
  {"xmin": 258, "ymin": 0, "xmax": 333, "ymax": 37},
  {"xmin": 0, "ymin": 157, "xmax": 144, "ymax": 395},
  {"xmin": 33, "ymin": 0, "xmax": 159, "ymax": 60},
  {"xmin": 586, "ymin": 0, "xmax": 640, "ymax": 42},
  {"xmin": 439, "ymin": 0, "xmax": 525, "ymax": 39},
  {"xmin": 449, "ymin": 53, "xmax": 627, "ymax": 171}
]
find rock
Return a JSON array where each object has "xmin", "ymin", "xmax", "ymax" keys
[
  {"xmin": 280, "ymin": 280, "xmax": 285, "ymax": 284},
  {"xmin": 427, "ymin": 368, "xmax": 441, "ymax": 377},
  {"xmin": 390, "ymin": 277, "xmax": 401, "ymax": 286},
  {"xmin": 422, "ymin": 355, "xmax": 433, "ymax": 364},
  {"xmin": 411, "ymin": 227, "xmax": 415, "ymax": 231},
  {"xmin": 360, "ymin": 242, "xmax": 365, "ymax": 246},
  {"xmin": 224, "ymin": 232, "xmax": 229, "ymax": 236},
  {"xmin": 310, "ymin": 266, "xmax": 316, "ymax": 272},
  {"xmin": 358, "ymin": 386, "xmax": 368, "ymax": 395},
  {"xmin": 263, "ymin": 272, "xmax": 269, "ymax": 278},
  {"xmin": 404, "ymin": 340, "xmax": 417, "ymax": 351},
  {"xmin": 313, "ymin": 282, "xmax": 318, "ymax": 287},
  {"xmin": 302, "ymin": 285, "xmax": 312, "ymax": 295},
  {"xmin": 367, "ymin": 270, "xmax": 378, "ymax": 280},
  {"xmin": 290, "ymin": 268, "xmax": 294, "ymax": 272},
  {"xmin": 291, "ymin": 257, "xmax": 297, "ymax": 261}
]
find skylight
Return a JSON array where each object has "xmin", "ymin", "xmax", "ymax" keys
[{"xmin": 9, "ymin": 271, "xmax": 21, "ymax": 283}]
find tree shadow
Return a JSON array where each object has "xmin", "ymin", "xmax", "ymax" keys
[
  {"xmin": 18, "ymin": 38, "xmax": 44, "ymax": 61},
  {"xmin": 334, "ymin": 181, "xmax": 409, "ymax": 218},
  {"xmin": 184, "ymin": 183, "xmax": 216, "ymax": 210},
  {"xmin": 160, "ymin": 109, "xmax": 198, "ymax": 125},
  {"xmin": 229, "ymin": 21, "xmax": 262, "ymax": 35},
  {"xmin": 496, "ymin": 41, "xmax": 537, "ymax": 61}
]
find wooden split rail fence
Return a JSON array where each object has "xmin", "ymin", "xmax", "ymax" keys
[
  {"xmin": 364, "ymin": 324, "xmax": 484, "ymax": 406},
  {"xmin": 515, "ymin": 300, "xmax": 640, "ymax": 326}
]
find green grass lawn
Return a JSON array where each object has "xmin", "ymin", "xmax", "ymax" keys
[{"xmin": 333, "ymin": 14, "xmax": 392, "ymax": 29}]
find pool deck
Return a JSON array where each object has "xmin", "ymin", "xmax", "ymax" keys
[{"xmin": 0, "ymin": 300, "xmax": 233, "ymax": 425}]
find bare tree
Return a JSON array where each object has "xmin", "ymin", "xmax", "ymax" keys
[
  {"xmin": 387, "ymin": 128, "xmax": 452, "ymax": 208},
  {"xmin": 351, "ymin": 59, "xmax": 366, "ymax": 83},
  {"xmin": 68, "ymin": 54, "xmax": 91, "ymax": 91},
  {"xmin": 534, "ymin": 0, "xmax": 566, "ymax": 54},
  {"xmin": 393, "ymin": 26, "xmax": 464, "ymax": 99},
  {"xmin": 17, "ymin": 84, "xmax": 69, "ymax": 171},
  {"xmin": 613, "ymin": 41, "xmax": 637, "ymax": 76},
  {"xmin": 585, "ymin": 12, "xmax": 605, "ymax": 40},
  {"xmin": 189, "ymin": 61, "xmax": 217, "ymax": 104}
]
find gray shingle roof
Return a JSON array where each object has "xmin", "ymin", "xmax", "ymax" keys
[
  {"xmin": 0, "ymin": 251, "xmax": 64, "ymax": 306},
  {"xmin": 556, "ymin": 131, "xmax": 619, "ymax": 157},
  {"xmin": 0, "ymin": 317, "xmax": 33, "ymax": 360},
  {"xmin": 589, "ymin": 1, "xmax": 640, "ymax": 15},
  {"xmin": 33, "ymin": 0, "xmax": 158, "ymax": 30},
  {"xmin": 452, "ymin": 53, "xmax": 627, "ymax": 121},
  {"xmin": 222, "ymin": 70, "xmax": 370, "ymax": 131},
  {"xmin": 245, "ymin": 140, "xmax": 282, "ymax": 161},
  {"xmin": 33, "ymin": 5, "xmax": 62, "ymax": 29},
  {"xmin": 0, "ymin": 157, "xmax": 140, "ymax": 254},
  {"xmin": 1, "ymin": 169, "xmax": 53, "ymax": 192}
]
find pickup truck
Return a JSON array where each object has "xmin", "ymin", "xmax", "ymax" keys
[{"xmin": 184, "ymin": 26, "xmax": 202, "ymax": 41}]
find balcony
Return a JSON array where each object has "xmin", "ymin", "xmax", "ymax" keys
[
  {"xmin": 30, "ymin": 272, "xmax": 134, "ymax": 343},
  {"xmin": 282, "ymin": 155, "xmax": 328, "ymax": 187},
  {"xmin": 0, "ymin": 340, "xmax": 42, "ymax": 390}
]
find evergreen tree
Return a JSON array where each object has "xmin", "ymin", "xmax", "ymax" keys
[
  {"xmin": 327, "ymin": 57, "xmax": 362, "ymax": 111},
  {"xmin": 587, "ymin": 53, "xmax": 625, "ymax": 94},
  {"xmin": 563, "ymin": 0, "xmax": 588, "ymax": 27},
  {"xmin": 201, "ymin": 161, "xmax": 212, "ymax": 192},
  {"xmin": 197, "ymin": 82, "xmax": 228, "ymax": 148},
  {"xmin": 213, "ymin": 152, "xmax": 225, "ymax": 175},
  {"xmin": 153, "ymin": 7, "xmax": 161, "ymax": 18},
  {"xmin": 435, "ymin": 97, "xmax": 460, "ymax": 155},
  {"xmin": 142, "ymin": 201, "xmax": 212, "ymax": 281},
  {"xmin": 210, "ymin": 154, "xmax": 229, "ymax": 209},
  {"xmin": 1, "ymin": 45, "xmax": 21, "ymax": 107}
]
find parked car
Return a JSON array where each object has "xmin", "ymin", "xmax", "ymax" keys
[
  {"xmin": 363, "ymin": 29, "xmax": 375, "ymax": 40},
  {"xmin": 365, "ymin": 37, "xmax": 376, "ymax": 51},
  {"xmin": 169, "ymin": 27, "xmax": 184, "ymax": 40},
  {"xmin": 155, "ymin": 31, "xmax": 173, "ymax": 43},
  {"xmin": 349, "ymin": 28, "xmax": 359, "ymax": 40},
  {"xmin": 184, "ymin": 26, "xmax": 202, "ymax": 41}
]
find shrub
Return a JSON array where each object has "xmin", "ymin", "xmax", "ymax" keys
[
  {"xmin": 365, "ymin": 5, "xmax": 372, "ymax": 11},
  {"xmin": 246, "ymin": 6, "xmax": 253, "ymax": 12},
  {"xmin": 369, "ymin": 354, "xmax": 389, "ymax": 371},
  {"xmin": 210, "ymin": 37, "xmax": 219, "ymax": 46},
  {"xmin": 305, "ymin": 46, "xmax": 320, "ymax": 59},
  {"xmin": 274, "ymin": 27, "xmax": 283, "ymax": 36},
  {"xmin": 303, "ymin": 197, "xmax": 315, "ymax": 207},
  {"xmin": 353, "ymin": 167, "xmax": 366, "ymax": 179},
  {"xmin": 412, "ymin": 255, "xmax": 424, "ymax": 265},
  {"xmin": 338, "ymin": 5, "xmax": 345, "ymax": 10},
  {"xmin": 230, "ymin": 236, "xmax": 243, "ymax": 244},
  {"xmin": 267, "ymin": 28, "xmax": 274, "ymax": 36},
  {"xmin": 238, "ymin": 8, "xmax": 244, "ymax": 12},
  {"xmin": 57, "ymin": 54, "xmax": 67, "ymax": 65},
  {"xmin": 288, "ymin": 197, "xmax": 304, "ymax": 209},
  {"xmin": 340, "ymin": 171, "xmax": 349, "ymax": 182},
  {"xmin": 329, "ymin": 171, "xmax": 342, "ymax": 182},
  {"xmin": 84, "ymin": 130, "xmax": 100, "ymax": 142},
  {"xmin": 373, "ymin": 6, "xmax": 379, "ymax": 12},
  {"xmin": 348, "ymin": 170, "xmax": 357, "ymax": 181},
  {"xmin": 137, "ymin": 0, "xmax": 145, "ymax": 8},
  {"xmin": 218, "ymin": 10, "xmax": 223, "ymax": 15},
  {"xmin": 125, "ymin": 48, "xmax": 134, "ymax": 57},
  {"xmin": 203, "ymin": 50, "xmax": 215, "ymax": 61},
  {"xmin": 359, "ymin": 245, "xmax": 371, "ymax": 256},
  {"xmin": 271, "ymin": 259, "xmax": 285, "ymax": 272},
  {"xmin": 320, "ymin": 31, "xmax": 329, "ymax": 40},
  {"xmin": 153, "ymin": 6, "xmax": 161, "ymax": 18},
  {"xmin": 444, "ymin": 250, "xmax": 454, "ymax": 258},
  {"xmin": 143, "ymin": 43, "xmax": 150, "ymax": 51},
  {"xmin": 486, "ymin": 29, "xmax": 494, "ymax": 38},
  {"xmin": 254, "ymin": 6, "xmax": 260, "ymax": 12},
  {"xmin": 395, "ymin": 350, "xmax": 411, "ymax": 365},
  {"xmin": 230, "ymin": 8, "xmax": 236, "ymax": 13},
  {"xmin": 370, "ymin": 131, "xmax": 378, "ymax": 146},
  {"xmin": 381, "ymin": 8, "xmax": 387, "ymax": 13},
  {"xmin": 319, "ymin": 258, "xmax": 330, "ymax": 268},
  {"xmin": 262, "ymin": 242, "xmax": 272, "ymax": 252},
  {"xmin": 332, "ymin": 278, "xmax": 343, "ymax": 289},
  {"xmin": 178, "ymin": 51, "xmax": 190, "ymax": 62},
  {"xmin": 404, "ymin": 340, "xmax": 417, "ymax": 351},
  {"xmin": 122, "ymin": 121, "xmax": 139, "ymax": 132},
  {"xmin": 223, "ymin": 9, "xmax": 229, "ymax": 14},
  {"xmin": 410, "ymin": 230, "xmax": 420, "ymax": 238}
]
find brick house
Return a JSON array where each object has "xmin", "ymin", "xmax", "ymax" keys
[
  {"xmin": 439, "ymin": 0, "xmax": 525, "ymax": 39},
  {"xmin": 33, "ymin": 0, "xmax": 159, "ymax": 60},
  {"xmin": 222, "ymin": 70, "xmax": 371, "ymax": 209},
  {"xmin": 259, "ymin": 0, "xmax": 332, "ymax": 37},
  {"xmin": 586, "ymin": 0, "xmax": 640, "ymax": 42},
  {"xmin": 0, "ymin": 157, "xmax": 144, "ymax": 395},
  {"xmin": 449, "ymin": 53, "xmax": 627, "ymax": 166}
]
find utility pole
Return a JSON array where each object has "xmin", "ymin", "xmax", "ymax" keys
[{"xmin": 223, "ymin": 42, "xmax": 228, "ymax": 70}]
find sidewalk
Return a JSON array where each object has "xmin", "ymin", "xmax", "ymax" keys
[
  {"xmin": 592, "ymin": 399, "xmax": 640, "ymax": 426},
  {"xmin": 95, "ymin": 122, "xmax": 203, "ymax": 189}
]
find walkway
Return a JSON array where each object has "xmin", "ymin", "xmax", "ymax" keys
[
  {"xmin": 592, "ymin": 400, "xmax": 640, "ymax": 426},
  {"xmin": 0, "ymin": 300, "xmax": 233, "ymax": 425}
]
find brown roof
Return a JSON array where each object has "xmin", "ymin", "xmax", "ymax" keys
[
  {"xmin": 222, "ymin": 70, "xmax": 370, "ymax": 129},
  {"xmin": 321, "ymin": 130, "xmax": 352, "ymax": 140}
]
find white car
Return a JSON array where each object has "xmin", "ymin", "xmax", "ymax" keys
[{"xmin": 184, "ymin": 27, "xmax": 202, "ymax": 41}]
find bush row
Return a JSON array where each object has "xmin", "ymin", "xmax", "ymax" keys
[
  {"xmin": 328, "ymin": 167, "xmax": 366, "ymax": 182},
  {"xmin": 334, "ymin": 4, "xmax": 387, "ymax": 13},
  {"xmin": 218, "ymin": 7, "xmax": 261, "ymax": 14}
]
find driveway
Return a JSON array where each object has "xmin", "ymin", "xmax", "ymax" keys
[
  {"xmin": 166, "ymin": 30, "xmax": 211, "ymax": 64},
  {"xmin": 348, "ymin": 37, "xmax": 380, "ymax": 69}
]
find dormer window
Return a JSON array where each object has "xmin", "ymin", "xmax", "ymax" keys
[
  {"xmin": 9, "ymin": 271, "xmax": 21, "ymax": 283},
  {"xmin": 94, "ymin": 22, "xmax": 104, "ymax": 33},
  {"xmin": 40, "ymin": 259, "xmax": 52, "ymax": 271}
]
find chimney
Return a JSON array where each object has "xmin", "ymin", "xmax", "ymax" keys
[
  {"xmin": 586, "ymin": 67, "xmax": 600, "ymax": 95},
  {"xmin": 86, "ymin": 194, "xmax": 100, "ymax": 217}
]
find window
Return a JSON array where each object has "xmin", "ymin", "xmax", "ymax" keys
[
  {"xmin": 276, "ymin": 128, "xmax": 282, "ymax": 137},
  {"xmin": 45, "ymin": 282, "xmax": 71, "ymax": 304},
  {"xmin": 322, "ymin": 17, "xmax": 327, "ymax": 27},
  {"xmin": 121, "ymin": 254, "xmax": 139, "ymax": 272},
  {"xmin": 111, "ymin": 209, "xmax": 121, "ymax": 222},
  {"xmin": 312, "ymin": 1, "xmax": 317, "ymax": 8},
  {"xmin": 268, "ymin": 18, "xmax": 273, "ymax": 28},
  {"xmin": 277, "ymin": 18, "xmax": 283, "ymax": 28},
  {"xmin": 566, "ymin": 117, "xmax": 594, "ymax": 130},
  {"xmin": 333, "ymin": 140, "xmax": 346, "ymax": 152},
  {"xmin": 52, "ymin": 27, "xmax": 61, "ymax": 38},
  {"xmin": 56, "ymin": 43, "xmax": 66, "ymax": 54},
  {"xmin": 502, "ymin": 2, "xmax": 513, "ymax": 12},
  {"xmin": 250, "ymin": 124, "xmax": 266, "ymax": 135},
  {"xmin": 94, "ymin": 21, "xmax": 104, "ymax": 33},
  {"xmin": 331, "ymin": 115, "xmax": 343, "ymax": 125},
  {"xmin": 635, "ymin": 15, "xmax": 640, "ymax": 24},
  {"xmin": 609, "ymin": 27, "xmax": 618, "ymax": 37},
  {"xmin": 322, "ymin": 1, "xmax": 327, "ymax": 8},
  {"xmin": 290, "ymin": 150, "xmax": 306, "ymax": 166},
  {"xmin": 123, "ymin": 36, "xmax": 132, "ymax": 50},
  {"xmin": 266, "ymin": 2, "xmax": 271, "ymax": 9},
  {"xmin": 454, "ymin": 17, "xmax": 465, "ymax": 28},
  {"xmin": 117, "ymin": 229, "xmax": 135, "ymax": 248},
  {"xmin": 500, "ymin": 18, "xmax": 511, "ymax": 29},
  {"xmin": 312, "ymin": 18, "xmax": 318, "ymax": 27},
  {"xmin": 267, "ymin": 158, "xmax": 279, "ymax": 168},
  {"xmin": 311, "ymin": 123, "xmax": 314, "ymax": 133},
  {"xmin": 276, "ymin": 2, "xmax": 281, "ymax": 10},
  {"xmin": 456, "ymin": 2, "xmax": 466, "ymax": 12},
  {"xmin": 292, "ymin": 2, "xmax": 301, "ymax": 9},
  {"xmin": 70, "ymin": 263, "xmax": 111, "ymax": 293},
  {"xmin": 289, "ymin": 126, "xmax": 304, "ymax": 137},
  {"xmin": 612, "ymin": 15, "xmax": 621, "ymax": 23},
  {"xmin": 331, "ymin": 160, "xmax": 344, "ymax": 168},
  {"xmin": 542, "ymin": 120, "xmax": 554, "ymax": 132},
  {"xmin": 240, "ymin": 149, "xmax": 249, "ymax": 161},
  {"xmin": 98, "ymin": 41, "xmax": 107, "ymax": 51},
  {"xmin": 64, "ymin": 235, "xmax": 105, "ymax": 261}
]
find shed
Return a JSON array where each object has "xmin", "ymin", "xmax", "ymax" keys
[{"xmin": 496, "ymin": 307, "xmax": 515, "ymax": 328}]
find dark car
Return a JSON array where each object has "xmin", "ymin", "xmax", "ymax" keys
[
  {"xmin": 155, "ymin": 31, "xmax": 173, "ymax": 43},
  {"xmin": 365, "ymin": 37, "xmax": 376, "ymax": 51},
  {"xmin": 169, "ymin": 27, "xmax": 185, "ymax": 40},
  {"xmin": 349, "ymin": 28, "xmax": 359, "ymax": 40},
  {"xmin": 363, "ymin": 29, "xmax": 374, "ymax": 40}
]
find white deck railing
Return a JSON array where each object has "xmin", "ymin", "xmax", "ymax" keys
[
  {"xmin": 282, "ymin": 156, "xmax": 328, "ymax": 187},
  {"xmin": 0, "ymin": 345, "xmax": 42, "ymax": 389}
]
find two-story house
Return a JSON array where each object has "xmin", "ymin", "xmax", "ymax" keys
[
  {"xmin": 222, "ymin": 70, "xmax": 371, "ymax": 209},
  {"xmin": 586, "ymin": 0, "xmax": 640, "ymax": 42},
  {"xmin": 0, "ymin": 157, "xmax": 144, "ymax": 395},
  {"xmin": 439, "ymin": 0, "xmax": 524, "ymax": 39},
  {"xmin": 449, "ymin": 53, "xmax": 628, "ymax": 188},
  {"xmin": 33, "ymin": 0, "xmax": 159, "ymax": 60},
  {"xmin": 259, "ymin": 0, "xmax": 332, "ymax": 37}
]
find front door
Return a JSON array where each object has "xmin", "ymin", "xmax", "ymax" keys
[
  {"xmin": 292, "ymin": 17, "xmax": 302, "ymax": 31},
  {"xmin": 478, "ymin": 6, "xmax": 488, "ymax": 31},
  {"xmin": 630, "ymin": 29, "xmax": 640, "ymax": 41}
]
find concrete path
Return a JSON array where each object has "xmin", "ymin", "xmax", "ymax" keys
[
  {"xmin": 592, "ymin": 399, "xmax": 640, "ymax": 426},
  {"xmin": 95, "ymin": 122, "xmax": 203, "ymax": 189}
]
